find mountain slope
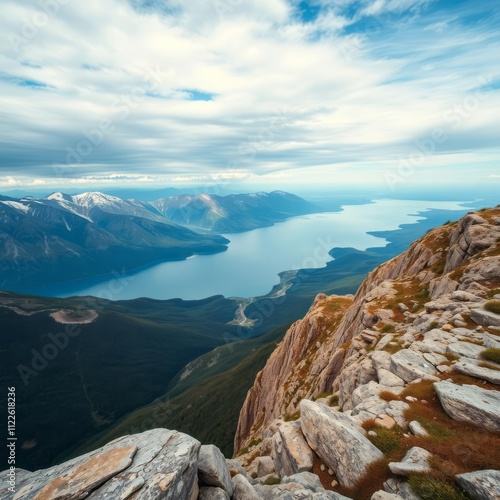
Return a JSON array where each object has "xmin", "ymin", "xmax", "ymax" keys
[
  {"xmin": 151, "ymin": 190, "xmax": 321, "ymax": 232},
  {"xmin": 0, "ymin": 292, "xmax": 238, "ymax": 471},
  {"xmin": 70, "ymin": 324, "xmax": 290, "ymax": 460},
  {"xmin": 0, "ymin": 192, "xmax": 228, "ymax": 292},
  {"xmin": 234, "ymin": 206, "xmax": 500, "ymax": 498}
]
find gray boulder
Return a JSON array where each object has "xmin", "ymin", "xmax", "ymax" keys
[
  {"xmin": 454, "ymin": 360, "xmax": 500, "ymax": 385},
  {"xmin": 232, "ymin": 474, "xmax": 261, "ymax": 500},
  {"xmin": 447, "ymin": 341, "xmax": 484, "ymax": 359},
  {"xmin": 389, "ymin": 350, "xmax": 439, "ymax": 383},
  {"xmin": 483, "ymin": 334, "xmax": 500, "ymax": 349},
  {"xmin": 377, "ymin": 368, "xmax": 405, "ymax": 388},
  {"xmin": 388, "ymin": 447, "xmax": 431, "ymax": 476},
  {"xmin": 255, "ymin": 481, "xmax": 351, "ymax": 499},
  {"xmin": 456, "ymin": 470, "xmax": 500, "ymax": 500},
  {"xmin": 434, "ymin": 381, "xmax": 500, "ymax": 431},
  {"xmin": 198, "ymin": 444, "xmax": 233, "ymax": 496},
  {"xmin": 282, "ymin": 472, "xmax": 322, "ymax": 491},
  {"xmin": 300, "ymin": 400, "xmax": 383, "ymax": 488},
  {"xmin": 255, "ymin": 456, "xmax": 275, "ymax": 477},
  {"xmin": 408, "ymin": 421, "xmax": 429, "ymax": 437},
  {"xmin": 470, "ymin": 308, "xmax": 500, "ymax": 327},
  {"xmin": 198, "ymin": 486, "xmax": 231, "ymax": 500},
  {"xmin": 2, "ymin": 429, "xmax": 201, "ymax": 500},
  {"xmin": 273, "ymin": 421, "xmax": 314, "ymax": 477}
]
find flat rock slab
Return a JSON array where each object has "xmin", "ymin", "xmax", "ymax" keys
[
  {"xmin": 300, "ymin": 400, "xmax": 383, "ymax": 488},
  {"xmin": 471, "ymin": 308, "xmax": 500, "ymax": 327},
  {"xmin": 6, "ymin": 429, "xmax": 201, "ymax": 500},
  {"xmin": 446, "ymin": 341, "xmax": 484, "ymax": 359},
  {"xmin": 483, "ymin": 334, "xmax": 500, "ymax": 349},
  {"xmin": 33, "ymin": 446, "xmax": 137, "ymax": 500},
  {"xmin": 389, "ymin": 350, "xmax": 438, "ymax": 383},
  {"xmin": 456, "ymin": 470, "xmax": 500, "ymax": 500},
  {"xmin": 434, "ymin": 381, "xmax": 500, "ymax": 431},
  {"xmin": 454, "ymin": 360, "xmax": 500, "ymax": 385}
]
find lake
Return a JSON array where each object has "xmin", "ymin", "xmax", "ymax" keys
[{"xmin": 44, "ymin": 199, "xmax": 468, "ymax": 301}]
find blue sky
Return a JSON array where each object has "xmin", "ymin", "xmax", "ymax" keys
[{"xmin": 0, "ymin": 0, "xmax": 499, "ymax": 190}]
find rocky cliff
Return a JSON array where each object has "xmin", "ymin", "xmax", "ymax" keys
[
  {"xmin": 233, "ymin": 206, "xmax": 500, "ymax": 499},
  {"xmin": 3, "ymin": 207, "xmax": 500, "ymax": 500}
]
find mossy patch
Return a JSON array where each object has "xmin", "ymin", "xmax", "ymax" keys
[
  {"xmin": 484, "ymin": 300, "xmax": 500, "ymax": 314},
  {"xmin": 480, "ymin": 347, "xmax": 500, "ymax": 364},
  {"xmin": 408, "ymin": 475, "xmax": 469, "ymax": 500}
]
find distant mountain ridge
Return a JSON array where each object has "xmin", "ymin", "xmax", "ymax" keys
[
  {"xmin": 0, "ymin": 191, "xmax": 228, "ymax": 292},
  {"xmin": 151, "ymin": 190, "xmax": 322, "ymax": 233},
  {"xmin": 0, "ymin": 190, "xmax": 321, "ymax": 292}
]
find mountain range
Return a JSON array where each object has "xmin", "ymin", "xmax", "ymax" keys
[
  {"xmin": 151, "ymin": 191, "xmax": 321, "ymax": 233},
  {"xmin": 0, "ymin": 190, "xmax": 317, "ymax": 292}
]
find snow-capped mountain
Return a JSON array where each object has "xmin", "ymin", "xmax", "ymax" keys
[
  {"xmin": 0, "ymin": 190, "xmax": 320, "ymax": 292},
  {"xmin": 0, "ymin": 192, "xmax": 229, "ymax": 292}
]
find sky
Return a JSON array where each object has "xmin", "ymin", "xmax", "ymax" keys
[{"xmin": 0, "ymin": 0, "xmax": 499, "ymax": 192}]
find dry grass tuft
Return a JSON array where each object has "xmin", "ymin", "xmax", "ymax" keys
[{"xmin": 379, "ymin": 390, "xmax": 401, "ymax": 402}]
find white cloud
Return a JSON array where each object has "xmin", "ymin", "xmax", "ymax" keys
[{"xmin": 0, "ymin": 0, "xmax": 499, "ymax": 189}]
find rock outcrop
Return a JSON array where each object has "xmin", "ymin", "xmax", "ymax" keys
[
  {"xmin": 456, "ymin": 470, "xmax": 500, "ymax": 500},
  {"xmin": 434, "ymin": 381, "xmax": 500, "ymax": 431},
  {"xmin": 234, "ymin": 206, "xmax": 500, "ymax": 499},
  {"xmin": 272, "ymin": 420, "xmax": 314, "ymax": 477},
  {"xmin": 234, "ymin": 294, "xmax": 353, "ymax": 451},
  {"xmin": 1, "ymin": 429, "xmax": 224, "ymax": 500},
  {"xmin": 300, "ymin": 400, "xmax": 383, "ymax": 488}
]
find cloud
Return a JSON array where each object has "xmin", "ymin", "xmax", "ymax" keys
[{"xmin": 0, "ymin": 0, "xmax": 499, "ymax": 189}]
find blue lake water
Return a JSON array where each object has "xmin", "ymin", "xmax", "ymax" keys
[{"xmin": 48, "ymin": 199, "xmax": 468, "ymax": 301}]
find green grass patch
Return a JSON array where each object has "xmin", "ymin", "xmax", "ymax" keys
[
  {"xmin": 328, "ymin": 394, "xmax": 339, "ymax": 407},
  {"xmin": 381, "ymin": 323, "xmax": 396, "ymax": 333},
  {"xmin": 263, "ymin": 476, "xmax": 281, "ymax": 485},
  {"xmin": 284, "ymin": 411, "xmax": 301, "ymax": 422},
  {"xmin": 408, "ymin": 475, "xmax": 469, "ymax": 500},
  {"xmin": 313, "ymin": 391, "xmax": 332, "ymax": 401},
  {"xmin": 484, "ymin": 300, "xmax": 500, "ymax": 314},
  {"xmin": 248, "ymin": 438, "xmax": 263, "ymax": 448},
  {"xmin": 362, "ymin": 420, "xmax": 402, "ymax": 455},
  {"xmin": 480, "ymin": 348, "xmax": 500, "ymax": 364}
]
